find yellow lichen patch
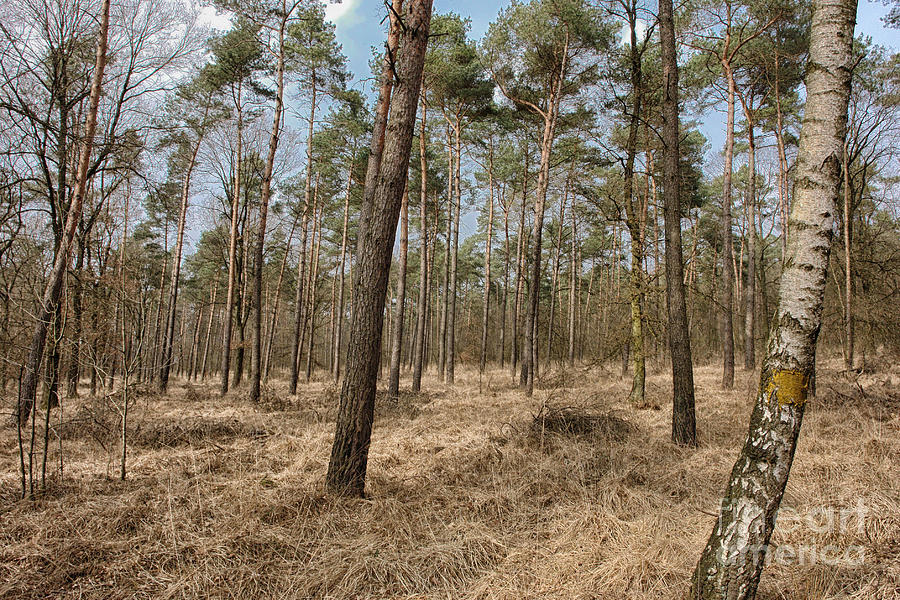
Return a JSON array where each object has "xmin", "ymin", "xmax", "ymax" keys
[{"xmin": 765, "ymin": 369, "xmax": 810, "ymax": 407}]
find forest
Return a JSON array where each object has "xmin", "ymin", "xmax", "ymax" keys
[{"xmin": 0, "ymin": 0, "xmax": 898, "ymax": 597}]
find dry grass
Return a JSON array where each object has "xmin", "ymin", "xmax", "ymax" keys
[{"xmin": 1, "ymin": 361, "xmax": 898, "ymax": 599}]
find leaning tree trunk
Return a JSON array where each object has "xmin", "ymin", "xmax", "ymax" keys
[
  {"xmin": 326, "ymin": 0, "xmax": 431, "ymax": 497},
  {"xmin": 691, "ymin": 0, "xmax": 856, "ymax": 595},
  {"xmin": 660, "ymin": 0, "xmax": 696, "ymax": 447},
  {"xmin": 18, "ymin": 0, "xmax": 110, "ymax": 426}
]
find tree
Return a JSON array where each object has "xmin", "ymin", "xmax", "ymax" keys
[
  {"xmin": 691, "ymin": 0, "xmax": 857, "ymax": 594},
  {"xmin": 484, "ymin": 0, "xmax": 608, "ymax": 396},
  {"xmin": 206, "ymin": 17, "xmax": 265, "ymax": 396},
  {"xmin": 17, "ymin": 0, "xmax": 111, "ymax": 426},
  {"xmin": 157, "ymin": 75, "xmax": 223, "ymax": 393},
  {"xmin": 424, "ymin": 12, "xmax": 492, "ymax": 384},
  {"xmin": 286, "ymin": 0, "xmax": 348, "ymax": 393},
  {"xmin": 325, "ymin": 0, "xmax": 433, "ymax": 497},
  {"xmin": 659, "ymin": 0, "xmax": 697, "ymax": 446}
]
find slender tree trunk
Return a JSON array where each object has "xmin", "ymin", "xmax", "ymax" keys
[
  {"xmin": 692, "ymin": 0, "xmax": 856, "ymax": 594},
  {"xmin": 842, "ymin": 144, "xmax": 854, "ymax": 371},
  {"xmin": 291, "ymin": 73, "xmax": 320, "ymax": 394},
  {"xmin": 200, "ymin": 280, "xmax": 217, "ymax": 380},
  {"xmin": 18, "ymin": 0, "xmax": 110, "ymax": 426},
  {"xmin": 499, "ymin": 192, "xmax": 510, "ymax": 368},
  {"xmin": 511, "ymin": 163, "xmax": 527, "ymax": 378},
  {"xmin": 160, "ymin": 114, "xmax": 207, "ymax": 393},
  {"xmin": 305, "ymin": 199, "xmax": 322, "ymax": 381},
  {"xmin": 388, "ymin": 187, "xmax": 409, "ymax": 398},
  {"xmin": 221, "ymin": 85, "xmax": 243, "ymax": 397},
  {"xmin": 411, "ymin": 92, "xmax": 429, "ymax": 392},
  {"xmin": 720, "ymin": 58, "xmax": 737, "ymax": 390},
  {"xmin": 624, "ymin": 11, "xmax": 645, "ymax": 406},
  {"xmin": 480, "ymin": 136, "xmax": 494, "ymax": 375},
  {"xmin": 568, "ymin": 200, "xmax": 577, "ymax": 367},
  {"xmin": 438, "ymin": 121, "xmax": 452, "ymax": 379},
  {"xmin": 445, "ymin": 121, "xmax": 461, "ymax": 384},
  {"xmin": 546, "ymin": 194, "xmax": 564, "ymax": 368},
  {"xmin": 326, "ymin": 0, "xmax": 432, "ymax": 496},
  {"xmin": 250, "ymin": 18, "xmax": 286, "ymax": 403},
  {"xmin": 521, "ymin": 33, "xmax": 568, "ymax": 396},
  {"xmin": 333, "ymin": 164, "xmax": 353, "ymax": 383},
  {"xmin": 660, "ymin": 0, "xmax": 696, "ymax": 446},
  {"xmin": 743, "ymin": 116, "xmax": 757, "ymax": 370}
]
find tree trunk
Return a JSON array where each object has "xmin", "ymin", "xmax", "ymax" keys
[
  {"xmin": 720, "ymin": 58, "xmax": 737, "ymax": 390},
  {"xmin": 743, "ymin": 117, "xmax": 757, "ymax": 370},
  {"xmin": 160, "ymin": 113, "xmax": 207, "ymax": 393},
  {"xmin": 305, "ymin": 196, "xmax": 322, "ymax": 381},
  {"xmin": 568, "ymin": 199, "xmax": 577, "ymax": 367},
  {"xmin": 200, "ymin": 280, "xmax": 217, "ymax": 380},
  {"xmin": 333, "ymin": 163, "xmax": 353, "ymax": 383},
  {"xmin": 624, "ymin": 11, "xmax": 645, "ymax": 407},
  {"xmin": 326, "ymin": 0, "xmax": 431, "ymax": 497},
  {"xmin": 660, "ymin": 0, "xmax": 696, "ymax": 446},
  {"xmin": 445, "ymin": 120, "xmax": 461, "ymax": 384},
  {"xmin": 250, "ymin": 18, "xmax": 286, "ymax": 403},
  {"xmin": 388, "ymin": 187, "xmax": 409, "ymax": 398},
  {"xmin": 511, "ymin": 152, "xmax": 528, "ymax": 378},
  {"xmin": 480, "ymin": 135, "xmax": 494, "ymax": 375},
  {"xmin": 521, "ymin": 32, "xmax": 568, "ymax": 396},
  {"xmin": 18, "ymin": 0, "xmax": 110, "ymax": 426},
  {"xmin": 691, "ymin": 0, "xmax": 856, "ymax": 594},
  {"xmin": 411, "ymin": 91, "xmax": 429, "ymax": 392},
  {"xmin": 221, "ymin": 84, "xmax": 243, "ymax": 397},
  {"xmin": 842, "ymin": 144, "xmax": 854, "ymax": 371}
]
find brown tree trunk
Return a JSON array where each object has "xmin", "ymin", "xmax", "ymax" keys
[
  {"xmin": 221, "ymin": 85, "xmax": 243, "ymax": 397},
  {"xmin": 445, "ymin": 120, "xmax": 461, "ymax": 384},
  {"xmin": 160, "ymin": 111, "xmax": 207, "ymax": 393},
  {"xmin": 326, "ymin": 0, "xmax": 431, "ymax": 496},
  {"xmin": 388, "ymin": 187, "xmax": 409, "ymax": 398},
  {"xmin": 660, "ymin": 0, "xmax": 696, "ymax": 446},
  {"xmin": 521, "ymin": 32, "xmax": 568, "ymax": 396},
  {"xmin": 305, "ymin": 194, "xmax": 322, "ymax": 381},
  {"xmin": 411, "ymin": 91, "xmax": 429, "ymax": 392},
  {"xmin": 720, "ymin": 58, "xmax": 737, "ymax": 390},
  {"xmin": 333, "ymin": 163, "xmax": 353, "ymax": 383},
  {"xmin": 743, "ymin": 113, "xmax": 757, "ymax": 370},
  {"xmin": 250, "ymin": 17, "xmax": 286, "ymax": 403},
  {"xmin": 18, "ymin": 0, "xmax": 110, "ymax": 426},
  {"xmin": 842, "ymin": 143, "xmax": 854, "ymax": 371},
  {"xmin": 692, "ymin": 0, "xmax": 856, "ymax": 593},
  {"xmin": 480, "ymin": 136, "xmax": 494, "ymax": 376}
]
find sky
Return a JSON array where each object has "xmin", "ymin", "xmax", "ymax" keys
[{"xmin": 196, "ymin": 0, "xmax": 897, "ymax": 239}]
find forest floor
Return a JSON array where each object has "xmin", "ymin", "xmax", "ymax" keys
[{"xmin": 1, "ymin": 360, "xmax": 899, "ymax": 599}]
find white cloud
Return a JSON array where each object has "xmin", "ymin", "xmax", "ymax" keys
[
  {"xmin": 620, "ymin": 18, "xmax": 648, "ymax": 45},
  {"xmin": 198, "ymin": 5, "xmax": 232, "ymax": 32},
  {"xmin": 325, "ymin": 0, "xmax": 360, "ymax": 23}
]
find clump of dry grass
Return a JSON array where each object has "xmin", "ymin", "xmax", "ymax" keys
[{"xmin": 0, "ymin": 360, "xmax": 898, "ymax": 599}]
